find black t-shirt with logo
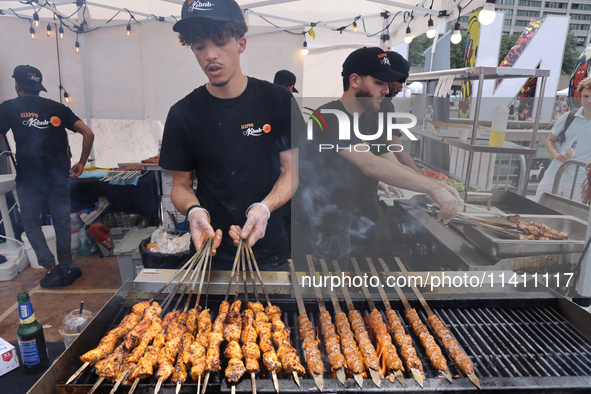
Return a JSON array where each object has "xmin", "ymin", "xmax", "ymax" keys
[
  {"xmin": 159, "ymin": 77, "xmax": 293, "ymax": 268},
  {"xmin": 0, "ymin": 96, "xmax": 79, "ymax": 190},
  {"xmin": 292, "ymin": 99, "xmax": 380, "ymax": 230}
]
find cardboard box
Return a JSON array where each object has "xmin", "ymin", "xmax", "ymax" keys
[
  {"xmin": 0, "ymin": 337, "xmax": 19, "ymax": 376},
  {"xmin": 161, "ymin": 171, "xmax": 174, "ymax": 196},
  {"xmin": 427, "ymin": 121, "xmax": 491, "ymax": 140}
]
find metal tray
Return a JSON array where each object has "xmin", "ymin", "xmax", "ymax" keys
[{"xmin": 463, "ymin": 214, "xmax": 588, "ymax": 258}]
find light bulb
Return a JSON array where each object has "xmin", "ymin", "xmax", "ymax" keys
[
  {"xmin": 30, "ymin": 27, "xmax": 35, "ymax": 39},
  {"xmin": 33, "ymin": 13, "xmax": 39, "ymax": 27},
  {"xmin": 301, "ymin": 41, "xmax": 308, "ymax": 56},
  {"xmin": 404, "ymin": 26, "xmax": 413, "ymax": 44},
  {"xmin": 64, "ymin": 92, "xmax": 69, "ymax": 102},
  {"xmin": 426, "ymin": 18, "xmax": 436, "ymax": 39},
  {"xmin": 59, "ymin": 26, "xmax": 64, "ymax": 39},
  {"xmin": 46, "ymin": 23, "xmax": 51, "ymax": 36},
  {"xmin": 478, "ymin": 0, "xmax": 496, "ymax": 25},
  {"xmin": 352, "ymin": 22, "xmax": 357, "ymax": 33},
  {"xmin": 126, "ymin": 23, "xmax": 131, "ymax": 36},
  {"xmin": 451, "ymin": 22, "xmax": 462, "ymax": 44},
  {"xmin": 75, "ymin": 41, "xmax": 80, "ymax": 53}
]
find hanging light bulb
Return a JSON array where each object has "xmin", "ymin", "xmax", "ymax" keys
[
  {"xmin": 478, "ymin": 0, "xmax": 497, "ymax": 25},
  {"xmin": 64, "ymin": 91, "xmax": 69, "ymax": 103},
  {"xmin": 75, "ymin": 40, "xmax": 80, "ymax": 53},
  {"xmin": 59, "ymin": 25, "xmax": 64, "ymax": 39},
  {"xmin": 301, "ymin": 40, "xmax": 308, "ymax": 56},
  {"xmin": 46, "ymin": 23, "xmax": 51, "ymax": 37},
  {"xmin": 404, "ymin": 26, "xmax": 413, "ymax": 44},
  {"xmin": 126, "ymin": 23, "xmax": 131, "ymax": 36},
  {"xmin": 426, "ymin": 17, "xmax": 436, "ymax": 39},
  {"xmin": 451, "ymin": 22, "xmax": 462, "ymax": 44},
  {"xmin": 30, "ymin": 27, "xmax": 35, "ymax": 39},
  {"xmin": 33, "ymin": 12, "xmax": 39, "ymax": 27},
  {"xmin": 352, "ymin": 21, "xmax": 357, "ymax": 33}
]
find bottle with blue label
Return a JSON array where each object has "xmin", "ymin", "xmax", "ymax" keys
[{"xmin": 17, "ymin": 292, "xmax": 49, "ymax": 374}]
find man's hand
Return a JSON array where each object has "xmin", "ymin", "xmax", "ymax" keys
[
  {"xmin": 188, "ymin": 208, "xmax": 219, "ymax": 253},
  {"xmin": 429, "ymin": 187, "xmax": 460, "ymax": 223},
  {"xmin": 238, "ymin": 203, "xmax": 270, "ymax": 246},
  {"xmin": 554, "ymin": 152, "xmax": 569, "ymax": 163},
  {"xmin": 378, "ymin": 181, "xmax": 405, "ymax": 198},
  {"xmin": 441, "ymin": 182, "xmax": 462, "ymax": 203},
  {"xmin": 69, "ymin": 163, "xmax": 84, "ymax": 179}
]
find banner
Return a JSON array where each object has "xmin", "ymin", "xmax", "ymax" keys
[{"xmin": 459, "ymin": 11, "xmax": 480, "ymax": 118}]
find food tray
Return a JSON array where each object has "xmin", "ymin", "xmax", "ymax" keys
[{"xmin": 463, "ymin": 214, "xmax": 587, "ymax": 258}]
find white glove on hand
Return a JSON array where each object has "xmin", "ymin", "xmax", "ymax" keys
[
  {"xmin": 429, "ymin": 187, "xmax": 460, "ymax": 223},
  {"xmin": 241, "ymin": 203, "xmax": 271, "ymax": 246},
  {"xmin": 441, "ymin": 182, "xmax": 462, "ymax": 203},
  {"xmin": 188, "ymin": 207, "xmax": 216, "ymax": 252},
  {"xmin": 378, "ymin": 181, "xmax": 405, "ymax": 198}
]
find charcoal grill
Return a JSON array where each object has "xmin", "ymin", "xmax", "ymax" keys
[{"xmin": 29, "ymin": 269, "xmax": 591, "ymax": 394}]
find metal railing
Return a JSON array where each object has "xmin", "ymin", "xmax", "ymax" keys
[{"xmin": 551, "ymin": 159, "xmax": 589, "ymax": 201}]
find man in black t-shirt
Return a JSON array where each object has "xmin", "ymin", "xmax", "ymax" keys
[
  {"xmin": 159, "ymin": 0, "xmax": 298, "ymax": 270},
  {"xmin": 292, "ymin": 47, "xmax": 461, "ymax": 270},
  {"xmin": 0, "ymin": 65, "xmax": 95, "ymax": 288}
]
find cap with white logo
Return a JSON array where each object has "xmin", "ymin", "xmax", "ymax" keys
[
  {"xmin": 173, "ymin": 0, "xmax": 244, "ymax": 32},
  {"xmin": 342, "ymin": 47, "xmax": 406, "ymax": 83},
  {"xmin": 12, "ymin": 65, "xmax": 47, "ymax": 92}
]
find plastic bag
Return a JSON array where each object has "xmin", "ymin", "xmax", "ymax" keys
[{"xmin": 149, "ymin": 226, "xmax": 191, "ymax": 254}]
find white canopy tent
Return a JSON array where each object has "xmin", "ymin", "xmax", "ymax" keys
[
  {"xmin": 0, "ymin": 0, "xmax": 484, "ymax": 166},
  {"xmin": 557, "ymin": 87, "xmax": 569, "ymax": 96}
]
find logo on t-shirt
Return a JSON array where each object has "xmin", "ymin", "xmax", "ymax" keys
[
  {"xmin": 22, "ymin": 118, "xmax": 50, "ymax": 129},
  {"xmin": 50, "ymin": 116, "xmax": 61, "ymax": 127},
  {"xmin": 241, "ymin": 122, "xmax": 268, "ymax": 137}
]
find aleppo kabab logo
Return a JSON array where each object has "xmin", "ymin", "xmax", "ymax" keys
[
  {"xmin": 50, "ymin": 116, "xmax": 61, "ymax": 127},
  {"xmin": 303, "ymin": 107, "xmax": 329, "ymax": 132},
  {"xmin": 263, "ymin": 124, "xmax": 271, "ymax": 133},
  {"xmin": 378, "ymin": 53, "xmax": 391, "ymax": 66},
  {"xmin": 188, "ymin": 0, "xmax": 214, "ymax": 11}
]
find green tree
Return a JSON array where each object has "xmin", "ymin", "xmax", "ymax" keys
[{"xmin": 408, "ymin": 36, "xmax": 433, "ymax": 67}]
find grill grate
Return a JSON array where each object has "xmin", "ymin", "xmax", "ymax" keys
[{"xmin": 57, "ymin": 296, "xmax": 591, "ymax": 393}]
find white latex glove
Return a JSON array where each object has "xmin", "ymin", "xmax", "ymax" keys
[
  {"xmin": 441, "ymin": 182, "xmax": 462, "ymax": 203},
  {"xmin": 378, "ymin": 181, "xmax": 405, "ymax": 198},
  {"xmin": 429, "ymin": 187, "xmax": 460, "ymax": 223},
  {"xmin": 188, "ymin": 207, "xmax": 217, "ymax": 253},
  {"xmin": 240, "ymin": 203, "xmax": 271, "ymax": 246}
]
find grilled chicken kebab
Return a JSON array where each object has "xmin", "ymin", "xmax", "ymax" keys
[
  {"xmin": 297, "ymin": 314, "xmax": 324, "ymax": 377},
  {"xmin": 241, "ymin": 309, "xmax": 261, "ymax": 375},
  {"xmin": 248, "ymin": 302, "xmax": 282, "ymax": 374},
  {"xmin": 224, "ymin": 300, "xmax": 247, "ymax": 383},
  {"xmin": 266, "ymin": 305, "xmax": 306, "ymax": 375}
]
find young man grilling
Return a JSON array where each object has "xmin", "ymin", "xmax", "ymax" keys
[{"xmin": 159, "ymin": 0, "xmax": 298, "ymax": 270}]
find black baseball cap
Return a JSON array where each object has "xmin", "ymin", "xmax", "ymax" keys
[
  {"xmin": 273, "ymin": 70, "xmax": 298, "ymax": 93},
  {"xmin": 173, "ymin": 0, "xmax": 244, "ymax": 33},
  {"xmin": 386, "ymin": 51, "xmax": 410, "ymax": 82},
  {"xmin": 342, "ymin": 47, "xmax": 406, "ymax": 83},
  {"xmin": 12, "ymin": 65, "xmax": 47, "ymax": 92}
]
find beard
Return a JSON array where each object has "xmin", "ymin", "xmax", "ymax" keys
[{"xmin": 355, "ymin": 84, "xmax": 381, "ymax": 112}]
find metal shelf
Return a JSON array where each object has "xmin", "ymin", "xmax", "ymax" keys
[
  {"xmin": 407, "ymin": 66, "xmax": 550, "ymax": 82},
  {"xmin": 412, "ymin": 129, "xmax": 536, "ymax": 155}
]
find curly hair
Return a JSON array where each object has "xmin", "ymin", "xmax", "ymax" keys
[
  {"xmin": 178, "ymin": 18, "xmax": 248, "ymax": 47},
  {"xmin": 577, "ymin": 76, "xmax": 591, "ymax": 93}
]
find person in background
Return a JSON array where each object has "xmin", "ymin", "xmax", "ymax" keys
[
  {"xmin": 515, "ymin": 103, "xmax": 530, "ymax": 121},
  {"xmin": 534, "ymin": 77, "xmax": 591, "ymax": 203},
  {"xmin": 273, "ymin": 70, "xmax": 299, "ymax": 93},
  {"xmin": 160, "ymin": 0, "xmax": 297, "ymax": 270},
  {"xmin": 0, "ymin": 65, "xmax": 94, "ymax": 287}
]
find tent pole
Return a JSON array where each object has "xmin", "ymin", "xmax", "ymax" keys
[{"xmin": 77, "ymin": 5, "xmax": 96, "ymax": 165}]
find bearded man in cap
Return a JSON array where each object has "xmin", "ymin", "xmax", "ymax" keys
[
  {"xmin": 291, "ymin": 47, "xmax": 460, "ymax": 269},
  {"xmin": 0, "ymin": 65, "xmax": 94, "ymax": 287},
  {"xmin": 160, "ymin": 0, "xmax": 300, "ymax": 270}
]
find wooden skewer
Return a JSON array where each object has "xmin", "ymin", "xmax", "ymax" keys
[
  {"xmin": 154, "ymin": 376, "xmax": 165, "ymax": 394},
  {"xmin": 391, "ymin": 257, "xmax": 479, "ymax": 387},
  {"xmin": 128, "ymin": 377, "xmax": 140, "ymax": 394},
  {"xmin": 365, "ymin": 257, "xmax": 424, "ymax": 388},
  {"xmin": 288, "ymin": 259, "xmax": 324, "ymax": 391},
  {"xmin": 379, "ymin": 257, "xmax": 454, "ymax": 384},
  {"xmin": 350, "ymin": 258, "xmax": 404, "ymax": 385},
  {"xmin": 109, "ymin": 370, "xmax": 129, "ymax": 394},
  {"xmin": 87, "ymin": 376, "xmax": 104, "ymax": 394},
  {"xmin": 329, "ymin": 259, "xmax": 382, "ymax": 389},
  {"xmin": 244, "ymin": 242, "xmax": 260, "ymax": 303},
  {"xmin": 316, "ymin": 258, "xmax": 363, "ymax": 389},
  {"xmin": 65, "ymin": 361, "xmax": 89, "ymax": 385}
]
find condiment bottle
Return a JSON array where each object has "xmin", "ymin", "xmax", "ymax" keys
[
  {"xmin": 17, "ymin": 292, "xmax": 49, "ymax": 374},
  {"xmin": 489, "ymin": 105, "xmax": 509, "ymax": 147}
]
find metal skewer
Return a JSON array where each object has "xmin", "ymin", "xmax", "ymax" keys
[
  {"xmin": 349, "ymin": 258, "xmax": 404, "ymax": 385},
  {"xmin": 390, "ymin": 257, "xmax": 479, "ymax": 388},
  {"xmin": 377, "ymin": 258, "xmax": 454, "ymax": 384},
  {"xmin": 304, "ymin": 255, "xmax": 346, "ymax": 385},
  {"xmin": 288, "ymin": 259, "xmax": 324, "ymax": 391},
  {"xmin": 328, "ymin": 259, "xmax": 382, "ymax": 388},
  {"xmin": 316, "ymin": 258, "xmax": 364, "ymax": 389},
  {"xmin": 364, "ymin": 258, "xmax": 424, "ymax": 387}
]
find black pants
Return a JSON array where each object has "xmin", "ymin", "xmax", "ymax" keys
[{"xmin": 17, "ymin": 184, "xmax": 73, "ymax": 270}]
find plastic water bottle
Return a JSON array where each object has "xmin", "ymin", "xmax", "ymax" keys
[
  {"xmin": 422, "ymin": 105, "xmax": 433, "ymax": 131},
  {"xmin": 489, "ymin": 105, "xmax": 509, "ymax": 147}
]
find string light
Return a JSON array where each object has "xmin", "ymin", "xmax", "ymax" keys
[
  {"xmin": 63, "ymin": 91, "xmax": 69, "ymax": 103},
  {"xmin": 75, "ymin": 40, "xmax": 80, "ymax": 53},
  {"xmin": 478, "ymin": 0, "xmax": 497, "ymax": 25},
  {"xmin": 404, "ymin": 26, "xmax": 413, "ymax": 44},
  {"xmin": 30, "ymin": 26, "xmax": 35, "ymax": 39},
  {"xmin": 451, "ymin": 22, "xmax": 462, "ymax": 44},
  {"xmin": 426, "ymin": 17, "xmax": 436, "ymax": 39},
  {"xmin": 33, "ymin": 12, "xmax": 39, "ymax": 27},
  {"xmin": 46, "ymin": 23, "xmax": 51, "ymax": 37},
  {"xmin": 352, "ymin": 21, "xmax": 357, "ymax": 33},
  {"xmin": 126, "ymin": 22, "xmax": 131, "ymax": 36},
  {"xmin": 59, "ymin": 24, "xmax": 64, "ymax": 39},
  {"xmin": 381, "ymin": 33, "xmax": 390, "ymax": 46},
  {"xmin": 301, "ymin": 39, "xmax": 308, "ymax": 56}
]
